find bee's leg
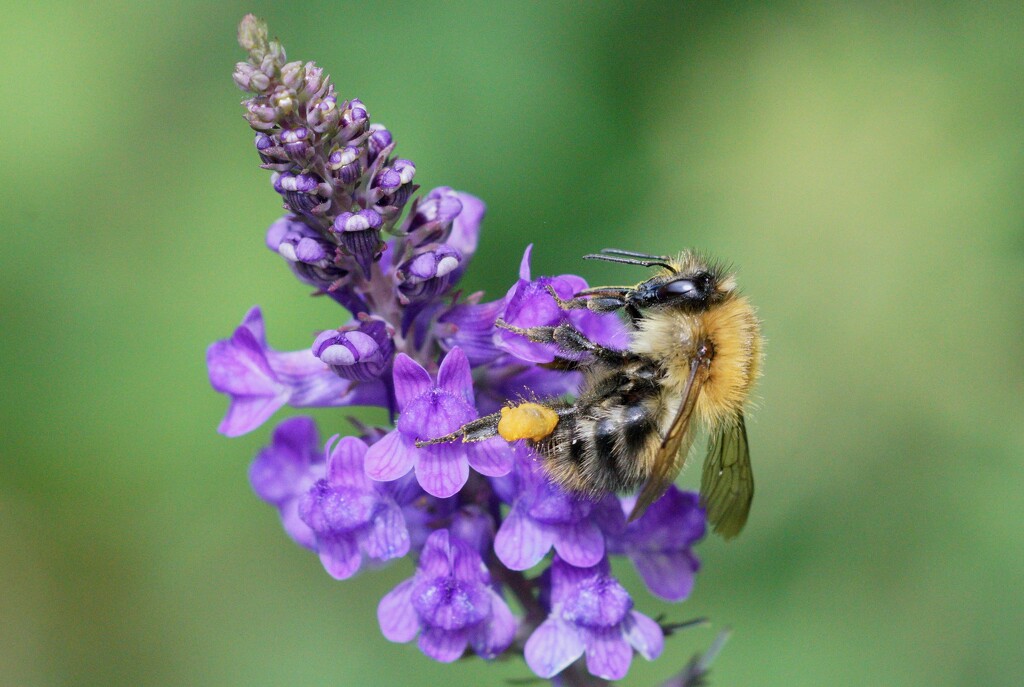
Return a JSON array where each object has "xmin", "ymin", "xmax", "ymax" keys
[
  {"xmin": 496, "ymin": 319, "xmax": 628, "ymax": 363},
  {"xmin": 415, "ymin": 411, "xmax": 502, "ymax": 447},
  {"xmin": 545, "ymin": 284, "xmax": 629, "ymax": 314}
]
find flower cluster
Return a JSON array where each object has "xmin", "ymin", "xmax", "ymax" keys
[{"xmin": 209, "ymin": 16, "xmax": 709, "ymax": 685}]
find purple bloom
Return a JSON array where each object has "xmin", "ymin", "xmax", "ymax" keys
[
  {"xmin": 297, "ymin": 435, "xmax": 414, "ymax": 579},
  {"xmin": 493, "ymin": 447, "xmax": 616, "ymax": 570},
  {"xmin": 364, "ymin": 348, "xmax": 513, "ymax": 497},
  {"xmin": 498, "ymin": 245, "xmax": 629, "ymax": 364},
  {"xmin": 437, "ymin": 297, "xmax": 506, "ymax": 366},
  {"xmin": 378, "ymin": 529, "xmax": 516, "ymax": 662},
  {"xmin": 249, "ymin": 416, "xmax": 324, "ymax": 549},
  {"xmin": 524, "ymin": 556, "xmax": 664, "ymax": 681},
  {"xmin": 607, "ymin": 487, "xmax": 706, "ymax": 602},
  {"xmin": 207, "ymin": 307, "xmax": 387, "ymax": 436}
]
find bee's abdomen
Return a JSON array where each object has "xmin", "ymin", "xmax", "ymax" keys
[{"xmin": 538, "ymin": 387, "xmax": 662, "ymax": 496}]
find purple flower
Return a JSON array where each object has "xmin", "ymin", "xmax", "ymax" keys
[
  {"xmin": 524, "ymin": 556, "xmax": 664, "ymax": 681},
  {"xmin": 364, "ymin": 348, "xmax": 513, "ymax": 497},
  {"xmin": 207, "ymin": 307, "xmax": 387, "ymax": 436},
  {"xmin": 607, "ymin": 487, "xmax": 705, "ymax": 602},
  {"xmin": 312, "ymin": 317, "xmax": 395, "ymax": 382},
  {"xmin": 493, "ymin": 447, "xmax": 616, "ymax": 570},
  {"xmin": 498, "ymin": 245, "xmax": 629, "ymax": 364},
  {"xmin": 297, "ymin": 435, "xmax": 414, "ymax": 579},
  {"xmin": 378, "ymin": 529, "xmax": 516, "ymax": 662},
  {"xmin": 249, "ymin": 416, "xmax": 324, "ymax": 549},
  {"xmin": 437, "ymin": 297, "xmax": 506, "ymax": 366}
]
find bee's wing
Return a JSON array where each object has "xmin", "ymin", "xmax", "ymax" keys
[
  {"xmin": 700, "ymin": 413, "xmax": 753, "ymax": 539},
  {"xmin": 629, "ymin": 358, "xmax": 707, "ymax": 521}
]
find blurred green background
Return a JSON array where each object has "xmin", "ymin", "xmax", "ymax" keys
[{"xmin": 2, "ymin": 1, "xmax": 1022, "ymax": 685}]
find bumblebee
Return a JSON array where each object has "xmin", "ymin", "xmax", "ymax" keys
[{"xmin": 418, "ymin": 248, "xmax": 763, "ymax": 538}]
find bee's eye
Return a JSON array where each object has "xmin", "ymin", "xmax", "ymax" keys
[
  {"xmin": 655, "ymin": 272, "xmax": 715, "ymax": 304},
  {"xmin": 659, "ymin": 279, "xmax": 699, "ymax": 299}
]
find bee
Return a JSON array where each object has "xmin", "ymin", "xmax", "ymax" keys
[{"xmin": 417, "ymin": 248, "xmax": 763, "ymax": 538}]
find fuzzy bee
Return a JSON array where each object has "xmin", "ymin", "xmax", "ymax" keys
[{"xmin": 418, "ymin": 248, "xmax": 763, "ymax": 539}]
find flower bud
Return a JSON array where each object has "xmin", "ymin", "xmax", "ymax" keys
[
  {"xmin": 237, "ymin": 14, "xmax": 269, "ymax": 57},
  {"xmin": 280, "ymin": 60, "xmax": 304, "ymax": 90},
  {"xmin": 309, "ymin": 96, "xmax": 338, "ymax": 132},
  {"xmin": 280, "ymin": 127, "xmax": 313, "ymax": 161},
  {"xmin": 397, "ymin": 244, "xmax": 462, "ymax": 301},
  {"xmin": 367, "ymin": 124, "xmax": 393, "ymax": 164},
  {"xmin": 404, "ymin": 186, "xmax": 463, "ymax": 247},
  {"xmin": 266, "ymin": 215, "xmax": 348, "ymax": 290},
  {"xmin": 301, "ymin": 62, "xmax": 326, "ymax": 99},
  {"xmin": 245, "ymin": 100, "xmax": 277, "ymax": 131},
  {"xmin": 328, "ymin": 146, "xmax": 362, "ymax": 185},
  {"xmin": 339, "ymin": 99, "xmax": 369, "ymax": 140},
  {"xmin": 273, "ymin": 172, "xmax": 331, "ymax": 217},
  {"xmin": 312, "ymin": 318, "xmax": 395, "ymax": 382},
  {"xmin": 331, "ymin": 209, "xmax": 383, "ymax": 277},
  {"xmin": 233, "ymin": 62, "xmax": 270, "ymax": 92}
]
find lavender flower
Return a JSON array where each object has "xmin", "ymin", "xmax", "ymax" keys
[
  {"xmin": 493, "ymin": 447, "xmax": 618, "ymax": 571},
  {"xmin": 212, "ymin": 16, "xmax": 715, "ymax": 685},
  {"xmin": 525, "ymin": 556, "xmax": 664, "ymax": 681},
  {"xmin": 207, "ymin": 307, "xmax": 385, "ymax": 436},
  {"xmin": 248, "ymin": 416, "xmax": 324, "ymax": 549},
  {"xmin": 607, "ymin": 488, "xmax": 706, "ymax": 602},
  {"xmin": 498, "ymin": 245, "xmax": 629, "ymax": 364},
  {"xmin": 378, "ymin": 529, "xmax": 516, "ymax": 662},
  {"xmin": 298, "ymin": 435, "xmax": 415, "ymax": 579},
  {"xmin": 364, "ymin": 348, "xmax": 514, "ymax": 498}
]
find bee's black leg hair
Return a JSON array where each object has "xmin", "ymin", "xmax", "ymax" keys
[
  {"xmin": 415, "ymin": 411, "xmax": 501, "ymax": 447},
  {"xmin": 544, "ymin": 284, "xmax": 629, "ymax": 314},
  {"xmin": 496, "ymin": 319, "xmax": 628, "ymax": 363}
]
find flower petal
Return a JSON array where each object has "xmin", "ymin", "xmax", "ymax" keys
[
  {"xmin": 466, "ymin": 438, "xmax": 514, "ymax": 477},
  {"xmin": 632, "ymin": 550, "xmax": 699, "ymax": 602},
  {"xmin": 392, "ymin": 353, "xmax": 432, "ymax": 409},
  {"xmin": 518, "ymin": 244, "xmax": 533, "ymax": 281},
  {"xmin": 524, "ymin": 618, "xmax": 584, "ymax": 679},
  {"xmin": 363, "ymin": 503, "xmax": 410, "ymax": 561},
  {"xmin": 436, "ymin": 347, "xmax": 474, "ymax": 405},
  {"xmin": 552, "ymin": 520, "xmax": 605, "ymax": 568},
  {"xmin": 415, "ymin": 444, "xmax": 469, "ymax": 498},
  {"xmin": 326, "ymin": 435, "xmax": 371, "ymax": 488},
  {"xmin": 418, "ymin": 529, "xmax": 454, "ymax": 578},
  {"xmin": 494, "ymin": 505, "xmax": 553, "ymax": 571},
  {"xmin": 378, "ymin": 578, "xmax": 419, "ymax": 643},
  {"xmin": 418, "ymin": 627, "xmax": 470, "ymax": 663},
  {"xmin": 248, "ymin": 417, "xmax": 320, "ymax": 503},
  {"xmin": 318, "ymin": 534, "xmax": 363, "ymax": 580},
  {"xmin": 207, "ymin": 328, "xmax": 279, "ymax": 396},
  {"xmin": 470, "ymin": 589, "xmax": 517, "ymax": 659},
  {"xmin": 218, "ymin": 394, "xmax": 288, "ymax": 437},
  {"xmin": 585, "ymin": 628, "xmax": 633, "ymax": 681},
  {"xmin": 278, "ymin": 498, "xmax": 317, "ymax": 550},
  {"xmin": 624, "ymin": 611, "xmax": 664, "ymax": 661},
  {"xmin": 364, "ymin": 430, "xmax": 417, "ymax": 482}
]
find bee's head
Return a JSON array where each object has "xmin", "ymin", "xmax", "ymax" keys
[
  {"xmin": 581, "ymin": 248, "xmax": 734, "ymax": 313},
  {"xmin": 631, "ymin": 269, "xmax": 726, "ymax": 311}
]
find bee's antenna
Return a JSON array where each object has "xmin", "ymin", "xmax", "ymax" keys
[
  {"xmin": 583, "ymin": 253, "xmax": 677, "ymax": 273},
  {"xmin": 597, "ymin": 248, "xmax": 671, "ymax": 261}
]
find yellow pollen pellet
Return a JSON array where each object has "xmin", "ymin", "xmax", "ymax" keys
[{"xmin": 497, "ymin": 403, "xmax": 559, "ymax": 442}]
